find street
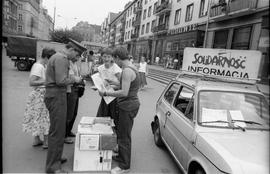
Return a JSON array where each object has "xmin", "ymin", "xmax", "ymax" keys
[{"xmin": 2, "ymin": 49, "xmax": 182, "ymax": 174}]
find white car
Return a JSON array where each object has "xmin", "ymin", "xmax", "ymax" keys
[{"xmin": 151, "ymin": 72, "xmax": 269, "ymax": 174}]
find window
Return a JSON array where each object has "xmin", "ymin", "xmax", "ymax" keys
[
  {"xmin": 128, "ymin": 31, "xmax": 130, "ymax": 39},
  {"xmin": 145, "ymin": 0, "xmax": 148, "ymax": 4},
  {"xmin": 164, "ymin": 83, "xmax": 180, "ymax": 104},
  {"xmin": 231, "ymin": 26, "xmax": 252, "ymax": 50},
  {"xmin": 185, "ymin": 3, "xmax": 194, "ymax": 22},
  {"xmin": 129, "ymin": 19, "xmax": 131, "ymax": 27},
  {"xmin": 141, "ymin": 24, "xmax": 145, "ymax": 35},
  {"xmin": 177, "ymin": 0, "xmax": 181, "ymax": 2},
  {"xmin": 18, "ymin": 4, "xmax": 22, "ymax": 9},
  {"xmin": 126, "ymin": 21, "xmax": 128, "ymax": 28},
  {"xmin": 174, "ymin": 9, "xmax": 181, "ymax": 25},
  {"xmin": 151, "ymin": 20, "xmax": 156, "ymax": 31},
  {"xmin": 213, "ymin": 29, "xmax": 228, "ymax": 48},
  {"xmin": 19, "ymin": 14, "xmax": 22, "ymax": 21},
  {"xmin": 154, "ymin": 2, "xmax": 158, "ymax": 14},
  {"xmin": 143, "ymin": 9, "xmax": 147, "ymax": 19},
  {"xmin": 146, "ymin": 22, "xmax": 150, "ymax": 33},
  {"xmin": 148, "ymin": 6, "xmax": 152, "ymax": 17},
  {"xmin": 18, "ymin": 25, "xmax": 22, "ymax": 31},
  {"xmin": 199, "ymin": 0, "xmax": 207, "ymax": 17},
  {"xmin": 174, "ymin": 86, "xmax": 194, "ymax": 120}
]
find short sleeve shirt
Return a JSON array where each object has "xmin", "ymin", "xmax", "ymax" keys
[
  {"xmin": 98, "ymin": 63, "xmax": 122, "ymax": 82},
  {"xmin": 30, "ymin": 62, "xmax": 46, "ymax": 87}
]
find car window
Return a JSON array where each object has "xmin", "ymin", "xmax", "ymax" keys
[
  {"xmin": 173, "ymin": 86, "xmax": 194, "ymax": 120},
  {"xmin": 164, "ymin": 83, "xmax": 180, "ymax": 104},
  {"xmin": 198, "ymin": 91, "xmax": 269, "ymax": 130}
]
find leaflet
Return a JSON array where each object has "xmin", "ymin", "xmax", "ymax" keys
[
  {"xmin": 91, "ymin": 73, "xmax": 116, "ymax": 104},
  {"xmin": 201, "ymin": 108, "xmax": 228, "ymax": 127}
]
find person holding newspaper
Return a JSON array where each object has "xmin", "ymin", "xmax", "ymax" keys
[
  {"xmin": 98, "ymin": 46, "xmax": 140, "ymax": 174},
  {"xmin": 96, "ymin": 47, "xmax": 122, "ymax": 128}
]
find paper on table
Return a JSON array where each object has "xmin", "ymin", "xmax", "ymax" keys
[
  {"xmin": 201, "ymin": 108, "xmax": 228, "ymax": 126},
  {"xmin": 229, "ymin": 110, "xmax": 246, "ymax": 127},
  {"xmin": 91, "ymin": 73, "xmax": 116, "ymax": 104}
]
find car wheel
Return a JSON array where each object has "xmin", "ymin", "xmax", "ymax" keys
[
  {"xmin": 17, "ymin": 60, "xmax": 28, "ymax": 71},
  {"xmin": 154, "ymin": 119, "xmax": 164, "ymax": 147},
  {"xmin": 194, "ymin": 168, "xmax": 205, "ymax": 174}
]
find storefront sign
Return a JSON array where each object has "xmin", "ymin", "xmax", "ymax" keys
[
  {"xmin": 168, "ymin": 24, "xmax": 198, "ymax": 35},
  {"xmin": 182, "ymin": 48, "xmax": 262, "ymax": 83}
]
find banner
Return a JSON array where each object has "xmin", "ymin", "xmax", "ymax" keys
[{"xmin": 182, "ymin": 48, "xmax": 262, "ymax": 83}]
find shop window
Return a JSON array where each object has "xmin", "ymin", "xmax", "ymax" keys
[
  {"xmin": 231, "ymin": 26, "xmax": 252, "ymax": 50},
  {"xmin": 148, "ymin": 6, "xmax": 152, "ymax": 17},
  {"xmin": 143, "ymin": 9, "xmax": 147, "ymax": 20},
  {"xmin": 185, "ymin": 3, "xmax": 194, "ymax": 22},
  {"xmin": 199, "ymin": 0, "xmax": 207, "ymax": 17},
  {"xmin": 174, "ymin": 8, "xmax": 181, "ymax": 25},
  {"xmin": 141, "ymin": 24, "xmax": 145, "ymax": 35},
  {"xmin": 213, "ymin": 29, "xmax": 228, "ymax": 48}
]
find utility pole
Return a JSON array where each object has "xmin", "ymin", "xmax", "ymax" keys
[
  {"xmin": 53, "ymin": 0, "xmax": 56, "ymax": 31},
  {"xmin": 203, "ymin": 0, "xmax": 212, "ymax": 48}
]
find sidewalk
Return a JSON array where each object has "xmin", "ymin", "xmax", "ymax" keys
[{"xmin": 148, "ymin": 64, "xmax": 269, "ymax": 95}]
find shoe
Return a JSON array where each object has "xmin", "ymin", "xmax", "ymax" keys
[
  {"xmin": 46, "ymin": 169, "xmax": 67, "ymax": 174},
  {"xmin": 67, "ymin": 132, "xmax": 76, "ymax": 137},
  {"xmin": 111, "ymin": 166, "xmax": 130, "ymax": 174},
  {"xmin": 32, "ymin": 141, "xmax": 43, "ymax": 147},
  {"xmin": 61, "ymin": 157, "xmax": 67, "ymax": 164},
  {"xmin": 112, "ymin": 155, "xmax": 121, "ymax": 162},
  {"xmin": 42, "ymin": 144, "xmax": 48, "ymax": 149},
  {"xmin": 64, "ymin": 137, "xmax": 74, "ymax": 144}
]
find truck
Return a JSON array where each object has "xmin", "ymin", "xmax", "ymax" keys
[{"xmin": 6, "ymin": 35, "xmax": 65, "ymax": 71}]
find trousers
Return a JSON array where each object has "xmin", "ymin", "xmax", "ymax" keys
[
  {"xmin": 66, "ymin": 87, "xmax": 79, "ymax": 136},
  {"xmin": 44, "ymin": 88, "xmax": 67, "ymax": 172},
  {"xmin": 117, "ymin": 107, "xmax": 139, "ymax": 169}
]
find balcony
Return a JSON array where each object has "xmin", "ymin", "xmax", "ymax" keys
[
  {"xmin": 210, "ymin": 0, "xmax": 258, "ymax": 21},
  {"xmin": 132, "ymin": 20, "xmax": 141, "ymax": 27},
  {"xmin": 154, "ymin": 1, "xmax": 172, "ymax": 15},
  {"xmin": 153, "ymin": 24, "xmax": 169, "ymax": 33}
]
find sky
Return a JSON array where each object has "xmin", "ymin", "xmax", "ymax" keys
[{"xmin": 42, "ymin": 0, "xmax": 130, "ymax": 30}]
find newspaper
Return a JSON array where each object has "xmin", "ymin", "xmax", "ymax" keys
[{"xmin": 91, "ymin": 73, "xmax": 116, "ymax": 104}]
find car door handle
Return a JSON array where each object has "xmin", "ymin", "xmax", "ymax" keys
[{"xmin": 165, "ymin": 111, "xmax": 171, "ymax": 117}]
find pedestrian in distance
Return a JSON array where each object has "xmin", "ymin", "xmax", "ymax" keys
[
  {"xmin": 96, "ymin": 47, "xmax": 122, "ymax": 130},
  {"xmin": 22, "ymin": 48, "xmax": 56, "ymax": 149},
  {"xmin": 98, "ymin": 46, "xmax": 140, "ymax": 174},
  {"xmin": 64, "ymin": 53, "xmax": 85, "ymax": 144},
  {"xmin": 138, "ymin": 56, "xmax": 148, "ymax": 90},
  {"xmin": 44, "ymin": 38, "xmax": 86, "ymax": 174}
]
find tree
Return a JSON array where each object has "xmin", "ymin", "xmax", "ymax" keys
[{"xmin": 50, "ymin": 29, "xmax": 84, "ymax": 43}]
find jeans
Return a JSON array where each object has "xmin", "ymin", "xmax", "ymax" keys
[{"xmin": 117, "ymin": 107, "xmax": 139, "ymax": 169}]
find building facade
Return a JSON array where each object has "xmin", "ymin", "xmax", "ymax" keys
[
  {"xmin": 100, "ymin": 12, "xmax": 119, "ymax": 45},
  {"xmin": 72, "ymin": 22, "xmax": 101, "ymax": 42},
  {"xmin": 38, "ymin": 7, "xmax": 53, "ymax": 40},
  {"xmin": 206, "ymin": 0, "xmax": 269, "ymax": 83},
  {"xmin": 3, "ymin": 0, "xmax": 19, "ymax": 36}
]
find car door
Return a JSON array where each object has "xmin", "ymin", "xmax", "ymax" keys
[
  {"xmin": 158, "ymin": 82, "xmax": 180, "ymax": 150},
  {"xmin": 169, "ymin": 85, "xmax": 195, "ymax": 170}
]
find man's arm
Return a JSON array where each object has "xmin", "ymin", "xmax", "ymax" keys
[{"xmin": 55, "ymin": 57, "xmax": 81, "ymax": 86}]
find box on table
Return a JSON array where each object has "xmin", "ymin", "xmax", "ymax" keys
[{"xmin": 73, "ymin": 117, "xmax": 117, "ymax": 172}]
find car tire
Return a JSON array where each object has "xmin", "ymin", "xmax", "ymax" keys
[
  {"xmin": 154, "ymin": 119, "xmax": 164, "ymax": 147},
  {"xmin": 17, "ymin": 60, "xmax": 28, "ymax": 71}
]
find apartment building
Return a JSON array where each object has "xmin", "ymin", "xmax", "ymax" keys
[
  {"xmin": 38, "ymin": 7, "xmax": 53, "ymax": 40},
  {"xmin": 3, "ymin": 0, "xmax": 19, "ymax": 36},
  {"xmin": 134, "ymin": 0, "xmax": 158, "ymax": 60},
  {"xmin": 100, "ymin": 12, "xmax": 119, "ymax": 45},
  {"xmin": 206, "ymin": 0, "xmax": 269, "ymax": 83}
]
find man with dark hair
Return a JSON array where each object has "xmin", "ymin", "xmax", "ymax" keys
[{"xmin": 44, "ymin": 38, "xmax": 86, "ymax": 173}]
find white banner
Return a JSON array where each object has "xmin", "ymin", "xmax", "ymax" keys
[{"xmin": 183, "ymin": 48, "xmax": 262, "ymax": 82}]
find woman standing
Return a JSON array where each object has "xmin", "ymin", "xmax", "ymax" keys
[
  {"xmin": 98, "ymin": 46, "xmax": 140, "ymax": 174},
  {"xmin": 138, "ymin": 56, "xmax": 148, "ymax": 90},
  {"xmin": 22, "ymin": 48, "xmax": 56, "ymax": 149},
  {"xmin": 96, "ymin": 48, "xmax": 122, "ymax": 125}
]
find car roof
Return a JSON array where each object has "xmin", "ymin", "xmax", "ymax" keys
[{"xmin": 174, "ymin": 73, "xmax": 261, "ymax": 94}]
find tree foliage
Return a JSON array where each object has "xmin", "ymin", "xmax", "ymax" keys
[{"xmin": 50, "ymin": 29, "xmax": 84, "ymax": 44}]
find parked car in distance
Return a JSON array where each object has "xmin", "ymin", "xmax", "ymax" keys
[{"xmin": 151, "ymin": 71, "xmax": 269, "ymax": 174}]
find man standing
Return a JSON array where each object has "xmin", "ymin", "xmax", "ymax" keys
[{"xmin": 44, "ymin": 39, "xmax": 86, "ymax": 173}]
